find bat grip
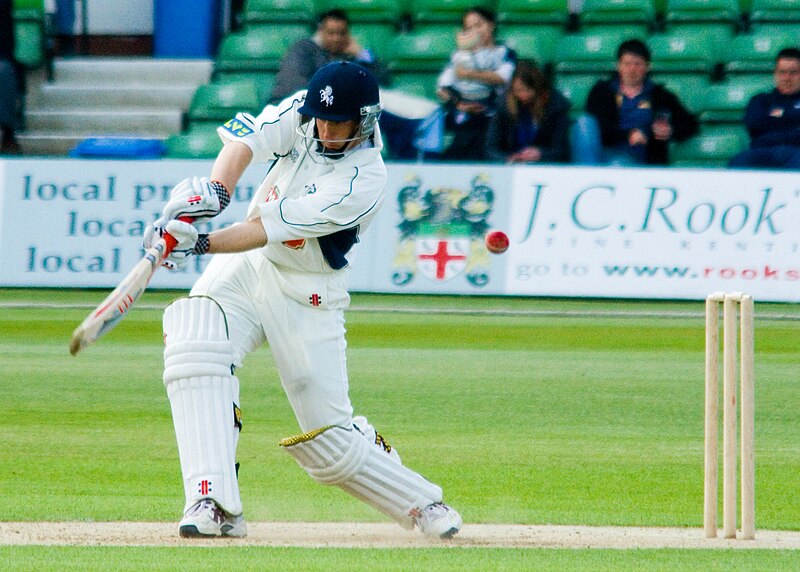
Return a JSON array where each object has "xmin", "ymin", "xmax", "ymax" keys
[{"xmin": 162, "ymin": 216, "xmax": 195, "ymax": 256}]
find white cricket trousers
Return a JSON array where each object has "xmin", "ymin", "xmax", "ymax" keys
[{"xmin": 190, "ymin": 250, "xmax": 354, "ymax": 431}]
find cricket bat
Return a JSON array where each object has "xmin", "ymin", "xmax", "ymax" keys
[{"xmin": 69, "ymin": 217, "xmax": 192, "ymax": 356}]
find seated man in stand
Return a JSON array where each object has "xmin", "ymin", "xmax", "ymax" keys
[
  {"xmin": 270, "ymin": 8, "xmax": 388, "ymax": 103},
  {"xmin": 571, "ymin": 38, "xmax": 698, "ymax": 166},
  {"xmin": 729, "ymin": 47, "xmax": 800, "ymax": 170}
]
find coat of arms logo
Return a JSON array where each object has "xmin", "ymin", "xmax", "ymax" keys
[{"xmin": 392, "ymin": 174, "xmax": 495, "ymax": 287}]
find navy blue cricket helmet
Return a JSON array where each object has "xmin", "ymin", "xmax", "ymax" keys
[{"xmin": 298, "ymin": 61, "xmax": 382, "ymax": 137}]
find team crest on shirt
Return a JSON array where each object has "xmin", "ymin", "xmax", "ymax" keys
[
  {"xmin": 391, "ymin": 174, "xmax": 496, "ymax": 287},
  {"xmin": 320, "ymin": 86, "xmax": 334, "ymax": 107},
  {"xmin": 304, "ymin": 184, "xmax": 317, "ymax": 195}
]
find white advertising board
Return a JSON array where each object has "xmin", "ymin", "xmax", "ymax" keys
[
  {"xmin": 1, "ymin": 159, "xmax": 798, "ymax": 302},
  {"xmin": 505, "ymin": 165, "xmax": 800, "ymax": 301}
]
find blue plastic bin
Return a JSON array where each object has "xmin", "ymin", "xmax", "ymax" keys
[{"xmin": 153, "ymin": 0, "xmax": 222, "ymax": 58}]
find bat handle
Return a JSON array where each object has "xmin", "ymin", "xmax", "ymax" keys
[{"xmin": 162, "ymin": 216, "xmax": 195, "ymax": 256}]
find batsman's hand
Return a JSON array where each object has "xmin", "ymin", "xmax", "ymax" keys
[
  {"xmin": 162, "ymin": 177, "xmax": 230, "ymax": 223},
  {"xmin": 143, "ymin": 219, "xmax": 203, "ymax": 270}
]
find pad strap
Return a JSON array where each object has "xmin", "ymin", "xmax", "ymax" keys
[{"xmin": 281, "ymin": 425, "xmax": 442, "ymax": 528}]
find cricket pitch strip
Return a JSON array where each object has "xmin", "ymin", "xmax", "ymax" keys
[{"xmin": 3, "ymin": 522, "xmax": 800, "ymax": 549}]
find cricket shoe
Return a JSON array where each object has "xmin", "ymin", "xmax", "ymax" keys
[
  {"xmin": 178, "ymin": 499, "xmax": 247, "ymax": 538},
  {"xmin": 414, "ymin": 502, "xmax": 462, "ymax": 539}
]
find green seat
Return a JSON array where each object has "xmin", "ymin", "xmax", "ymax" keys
[
  {"xmin": 317, "ymin": 0, "xmax": 404, "ymax": 23},
  {"xmin": 554, "ymin": 74, "xmax": 597, "ymax": 117},
  {"xmin": 13, "ymin": 15, "xmax": 44, "ymax": 69},
  {"xmin": 664, "ymin": 0, "xmax": 741, "ymax": 24},
  {"xmin": 214, "ymin": 71, "xmax": 276, "ymax": 105},
  {"xmin": 648, "ymin": 30, "xmax": 717, "ymax": 75},
  {"xmin": 662, "ymin": 22, "xmax": 737, "ymax": 47},
  {"xmin": 496, "ymin": 0, "xmax": 570, "ymax": 26},
  {"xmin": 749, "ymin": 22, "xmax": 800, "ymax": 38},
  {"xmin": 409, "ymin": 0, "xmax": 494, "ymax": 24},
  {"xmin": 350, "ymin": 23, "xmax": 397, "ymax": 60},
  {"xmin": 188, "ymin": 81, "xmax": 261, "ymax": 124},
  {"xmin": 749, "ymin": 0, "xmax": 800, "ymax": 23},
  {"xmin": 697, "ymin": 77, "xmax": 770, "ymax": 123},
  {"xmin": 579, "ymin": 0, "xmax": 657, "ymax": 30},
  {"xmin": 12, "ymin": 0, "xmax": 44, "ymax": 8},
  {"xmin": 723, "ymin": 31, "xmax": 798, "ymax": 75},
  {"xmin": 216, "ymin": 26, "xmax": 308, "ymax": 73},
  {"xmin": 654, "ymin": 74, "xmax": 711, "ymax": 113},
  {"xmin": 501, "ymin": 26, "xmax": 563, "ymax": 67},
  {"xmin": 388, "ymin": 28, "xmax": 456, "ymax": 72},
  {"xmin": 241, "ymin": 0, "xmax": 316, "ymax": 24},
  {"xmin": 554, "ymin": 30, "xmax": 644, "ymax": 75},
  {"xmin": 671, "ymin": 125, "xmax": 749, "ymax": 167},
  {"xmin": 391, "ymin": 71, "xmax": 440, "ymax": 99},
  {"xmin": 165, "ymin": 128, "xmax": 224, "ymax": 159}
]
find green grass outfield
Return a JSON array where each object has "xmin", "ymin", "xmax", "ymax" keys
[{"xmin": 2, "ymin": 288, "xmax": 800, "ymax": 570}]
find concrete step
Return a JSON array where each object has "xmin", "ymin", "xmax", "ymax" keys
[
  {"xmin": 24, "ymin": 110, "xmax": 184, "ymax": 135},
  {"xmin": 17, "ymin": 133, "xmax": 169, "ymax": 156},
  {"xmin": 29, "ymin": 84, "xmax": 198, "ymax": 110},
  {"xmin": 51, "ymin": 57, "xmax": 214, "ymax": 86}
]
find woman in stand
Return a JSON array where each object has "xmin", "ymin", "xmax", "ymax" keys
[{"xmin": 484, "ymin": 60, "xmax": 571, "ymax": 163}]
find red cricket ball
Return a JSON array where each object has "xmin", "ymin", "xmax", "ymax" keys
[{"xmin": 485, "ymin": 230, "xmax": 509, "ymax": 254}]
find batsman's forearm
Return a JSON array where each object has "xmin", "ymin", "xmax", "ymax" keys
[
  {"xmin": 210, "ymin": 141, "xmax": 254, "ymax": 194},
  {"xmin": 206, "ymin": 217, "xmax": 268, "ymax": 254}
]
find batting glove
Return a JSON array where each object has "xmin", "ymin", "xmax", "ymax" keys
[
  {"xmin": 143, "ymin": 219, "xmax": 209, "ymax": 270},
  {"xmin": 161, "ymin": 177, "xmax": 230, "ymax": 223}
]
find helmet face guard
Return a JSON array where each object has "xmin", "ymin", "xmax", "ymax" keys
[{"xmin": 296, "ymin": 61, "xmax": 382, "ymax": 160}]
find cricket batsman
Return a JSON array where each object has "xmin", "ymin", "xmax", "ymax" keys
[{"xmin": 143, "ymin": 61, "xmax": 462, "ymax": 539}]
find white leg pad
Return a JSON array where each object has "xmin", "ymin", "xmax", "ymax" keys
[
  {"xmin": 281, "ymin": 425, "xmax": 442, "ymax": 529},
  {"xmin": 163, "ymin": 296, "xmax": 243, "ymax": 516}
]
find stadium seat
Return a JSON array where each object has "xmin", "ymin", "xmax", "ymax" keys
[
  {"xmin": 648, "ymin": 30, "xmax": 717, "ymax": 75},
  {"xmin": 409, "ymin": 0, "xmax": 494, "ymax": 24},
  {"xmin": 654, "ymin": 74, "xmax": 711, "ymax": 113},
  {"xmin": 723, "ymin": 31, "xmax": 798, "ymax": 75},
  {"xmin": 390, "ymin": 71, "xmax": 440, "ymax": 99},
  {"xmin": 579, "ymin": 0, "xmax": 657, "ymax": 32},
  {"xmin": 351, "ymin": 23, "xmax": 397, "ymax": 60},
  {"xmin": 188, "ymin": 82, "xmax": 261, "ymax": 124},
  {"xmin": 214, "ymin": 71, "xmax": 276, "ymax": 105},
  {"xmin": 554, "ymin": 30, "xmax": 645, "ymax": 75},
  {"xmin": 671, "ymin": 125, "xmax": 749, "ymax": 167},
  {"xmin": 388, "ymin": 28, "xmax": 456, "ymax": 73},
  {"xmin": 555, "ymin": 74, "xmax": 598, "ymax": 117},
  {"xmin": 500, "ymin": 25, "xmax": 562, "ymax": 68},
  {"xmin": 496, "ymin": 0, "xmax": 570, "ymax": 26},
  {"xmin": 663, "ymin": 1, "xmax": 742, "ymax": 45},
  {"xmin": 12, "ymin": 8, "xmax": 45, "ymax": 69},
  {"xmin": 749, "ymin": 0, "xmax": 800, "ymax": 24},
  {"xmin": 697, "ymin": 76, "xmax": 770, "ymax": 123},
  {"xmin": 241, "ymin": 0, "xmax": 316, "ymax": 25},
  {"xmin": 663, "ymin": 0, "xmax": 741, "ymax": 25},
  {"xmin": 165, "ymin": 125, "xmax": 224, "ymax": 159},
  {"xmin": 317, "ymin": 0, "xmax": 405, "ymax": 24},
  {"xmin": 215, "ymin": 26, "xmax": 308, "ymax": 73}
]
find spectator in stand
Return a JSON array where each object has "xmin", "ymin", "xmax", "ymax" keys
[
  {"xmin": 728, "ymin": 48, "xmax": 800, "ymax": 170},
  {"xmin": 435, "ymin": 7, "xmax": 516, "ymax": 161},
  {"xmin": 571, "ymin": 38, "xmax": 698, "ymax": 166},
  {"xmin": 270, "ymin": 9, "xmax": 389, "ymax": 103},
  {"xmin": 0, "ymin": 0, "xmax": 20, "ymax": 154},
  {"xmin": 484, "ymin": 60, "xmax": 570, "ymax": 163}
]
